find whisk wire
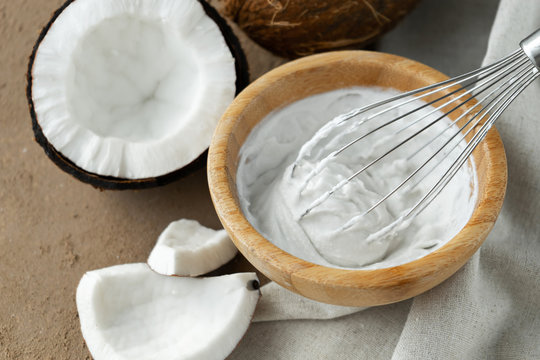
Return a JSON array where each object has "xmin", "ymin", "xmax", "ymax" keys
[
  {"xmin": 301, "ymin": 52, "xmax": 533, "ymax": 219},
  {"xmin": 329, "ymin": 48, "xmax": 524, "ymax": 129},
  {"xmin": 297, "ymin": 50, "xmax": 527, "ymax": 174},
  {"xmin": 404, "ymin": 66, "xmax": 539, "ymax": 221},
  {"xmin": 339, "ymin": 66, "xmax": 539, "ymax": 232},
  {"xmin": 407, "ymin": 57, "xmax": 534, "ymax": 162},
  {"xmin": 298, "ymin": 30, "xmax": 540, "ymax": 225},
  {"xmin": 292, "ymin": 49, "xmax": 525, "ymax": 178},
  {"xmin": 398, "ymin": 54, "xmax": 531, "ymax": 140}
]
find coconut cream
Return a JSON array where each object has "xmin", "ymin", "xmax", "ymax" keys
[{"xmin": 236, "ymin": 87, "xmax": 478, "ymax": 269}]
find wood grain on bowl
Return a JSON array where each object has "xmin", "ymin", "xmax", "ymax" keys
[{"xmin": 208, "ymin": 51, "xmax": 507, "ymax": 306}]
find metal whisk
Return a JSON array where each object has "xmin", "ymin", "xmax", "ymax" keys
[{"xmin": 295, "ymin": 28, "xmax": 540, "ymax": 230}]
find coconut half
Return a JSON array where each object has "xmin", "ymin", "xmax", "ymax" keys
[
  {"xmin": 27, "ymin": 0, "xmax": 248, "ymax": 189},
  {"xmin": 148, "ymin": 219, "xmax": 238, "ymax": 276},
  {"xmin": 76, "ymin": 263, "xmax": 260, "ymax": 360}
]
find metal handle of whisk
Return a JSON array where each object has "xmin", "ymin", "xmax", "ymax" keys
[
  {"xmin": 297, "ymin": 28, "xmax": 540, "ymax": 227},
  {"xmin": 520, "ymin": 28, "xmax": 540, "ymax": 69}
]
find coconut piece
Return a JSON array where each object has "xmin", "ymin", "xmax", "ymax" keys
[
  {"xmin": 148, "ymin": 219, "xmax": 238, "ymax": 276},
  {"xmin": 76, "ymin": 263, "xmax": 260, "ymax": 360},
  {"xmin": 213, "ymin": 0, "xmax": 420, "ymax": 58},
  {"xmin": 27, "ymin": 0, "xmax": 249, "ymax": 189}
]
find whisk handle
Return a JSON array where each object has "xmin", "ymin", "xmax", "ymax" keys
[{"xmin": 520, "ymin": 28, "xmax": 540, "ymax": 70}]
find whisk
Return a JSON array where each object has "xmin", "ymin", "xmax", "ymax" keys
[{"xmin": 294, "ymin": 28, "xmax": 540, "ymax": 230}]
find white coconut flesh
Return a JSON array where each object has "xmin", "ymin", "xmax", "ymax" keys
[
  {"xmin": 148, "ymin": 219, "xmax": 238, "ymax": 276},
  {"xmin": 31, "ymin": 0, "xmax": 236, "ymax": 178},
  {"xmin": 76, "ymin": 263, "xmax": 260, "ymax": 360}
]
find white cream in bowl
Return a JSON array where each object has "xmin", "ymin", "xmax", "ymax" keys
[{"xmin": 236, "ymin": 87, "xmax": 478, "ymax": 269}]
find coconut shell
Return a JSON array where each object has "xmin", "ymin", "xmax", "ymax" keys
[
  {"xmin": 216, "ymin": 0, "xmax": 421, "ymax": 58},
  {"xmin": 26, "ymin": 0, "xmax": 249, "ymax": 190}
]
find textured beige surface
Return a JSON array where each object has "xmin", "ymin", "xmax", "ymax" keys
[{"xmin": 0, "ymin": 1, "xmax": 283, "ymax": 358}]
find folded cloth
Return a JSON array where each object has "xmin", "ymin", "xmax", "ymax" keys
[
  {"xmin": 253, "ymin": 282, "xmax": 363, "ymax": 322},
  {"xmin": 391, "ymin": 1, "xmax": 540, "ymax": 358},
  {"xmin": 231, "ymin": 0, "xmax": 540, "ymax": 358}
]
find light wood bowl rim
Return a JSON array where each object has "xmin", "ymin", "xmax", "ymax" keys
[{"xmin": 208, "ymin": 51, "xmax": 507, "ymax": 306}]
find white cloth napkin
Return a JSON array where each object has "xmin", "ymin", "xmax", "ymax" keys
[{"xmin": 231, "ymin": 0, "xmax": 540, "ymax": 358}]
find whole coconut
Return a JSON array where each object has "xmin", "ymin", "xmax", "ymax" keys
[{"xmin": 214, "ymin": 0, "xmax": 421, "ymax": 58}]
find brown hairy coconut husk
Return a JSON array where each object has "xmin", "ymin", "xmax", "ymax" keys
[{"xmin": 215, "ymin": 0, "xmax": 421, "ymax": 58}]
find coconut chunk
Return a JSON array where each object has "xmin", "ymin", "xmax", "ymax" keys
[
  {"xmin": 148, "ymin": 219, "xmax": 237, "ymax": 276},
  {"xmin": 76, "ymin": 263, "xmax": 260, "ymax": 360}
]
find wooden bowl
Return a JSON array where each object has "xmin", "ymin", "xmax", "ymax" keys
[{"xmin": 207, "ymin": 51, "xmax": 507, "ymax": 307}]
